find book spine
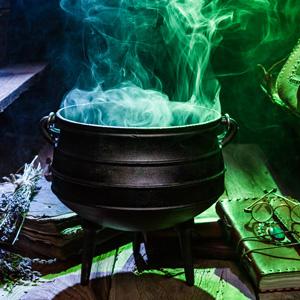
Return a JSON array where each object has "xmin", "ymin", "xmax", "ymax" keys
[{"xmin": 215, "ymin": 200, "xmax": 261, "ymax": 290}]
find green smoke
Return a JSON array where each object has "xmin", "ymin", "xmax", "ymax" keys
[{"xmin": 60, "ymin": 0, "xmax": 298, "ymax": 127}]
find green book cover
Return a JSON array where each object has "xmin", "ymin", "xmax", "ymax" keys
[{"xmin": 216, "ymin": 197, "xmax": 300, "ymax": 293}]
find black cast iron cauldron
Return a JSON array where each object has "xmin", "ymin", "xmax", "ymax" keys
[{"xmin": 41, "ymin": 104, "xmax": 237, "ymax": 231}]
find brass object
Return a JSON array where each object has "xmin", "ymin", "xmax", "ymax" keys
[{"xmin": 260, "ymin": 38, "xmax": 300, "ymax": 116}]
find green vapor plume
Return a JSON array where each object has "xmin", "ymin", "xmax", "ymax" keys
[{"xmin": 59, "ymin": 0, "xmax": 298, "ymax": 127}]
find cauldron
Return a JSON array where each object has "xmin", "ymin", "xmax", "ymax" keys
[{"xmin": 41, "ymin": 104, "xmax": 237, "ymax": 231}]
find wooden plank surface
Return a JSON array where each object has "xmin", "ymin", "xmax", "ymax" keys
[
  {"xmin": 19, "ymin": 250, "xmax": 119, "ymax": 300},
  {"xmin": 224, "ymin": 144, "xmax": 279, "ymax": 198},
  {"xmin": 27, "ymin": 178, "xmax": 75, "ymax": 220},
  {"xmin": 195, "ymin": 143, "xmax": 280, "ymax": 225},
  {"xmin": 0, "ymin": 63, "xmax": 47, "ymax": 111}
]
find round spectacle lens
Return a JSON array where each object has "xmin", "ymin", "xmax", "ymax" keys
[
  {"xmin": 252, "ymin": 202, "xmax": 273, "ymax": 222},
  {"xmin": 291, "ymin": 205, "xmax": 300, "ymax": 223},
  {"xmin": 274, "ymin": 204, "xmax": 290, "ymax": 219}
]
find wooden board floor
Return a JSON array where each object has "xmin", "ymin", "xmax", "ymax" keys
[
  {"xmin": 1, "ymin": 144, "xmax": 300, "ymax": 300},
  {"xmin": 2, "ymin": 243, "xmax": 255, "ymax": 300}
]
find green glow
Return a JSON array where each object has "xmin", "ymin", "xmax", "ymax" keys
[
  {"xmin": 60, "ymin": 225, "xmax": 82, "ymax": 236},
  {"xmin": 39, "ymin": 243, "xmax": 249, "ymax": 299},
  {"xmin": 59, "ymin": 0, "xmax": 298, "ymax": 127},
  {"xmin": 43, "ymin": 248, "xmax": 117, "ymax": 280}
]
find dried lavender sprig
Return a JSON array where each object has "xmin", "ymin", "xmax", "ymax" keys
[
  {"xmin": 0, "ymin": 156, "xmax": 43, "ymax": 244},
  {"xmin": 0, "ymin": 249, "xmax": 40, "ymax": 292},
  {"xmin": 0, "ymin": 158, "xmax": 43, "ymax": 291}
]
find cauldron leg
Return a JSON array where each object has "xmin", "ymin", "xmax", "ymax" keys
[
  {"xmin": 80, "ymin": 220, "xmax": 97, "ymax": 285},
  {"xmin": 176, "ymin": 220, "xmax": 194, "ymax": 286},
  {"xmin": 133, "ymin": 232, "xmax": 147, "ymax": 272}
]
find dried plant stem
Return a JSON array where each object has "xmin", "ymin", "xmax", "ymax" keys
[{"xmin": 0, "ymin": 157, "xmax": 43, "ymax": 290}]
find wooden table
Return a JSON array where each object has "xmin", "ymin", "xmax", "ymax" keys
[{"xmin": 1, "ymin": 144, "xmax": 300, "ymax": 300}]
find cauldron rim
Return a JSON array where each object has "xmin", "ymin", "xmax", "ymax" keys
[{"xmin": 56, "ymin": 103, "xmax": 222, "ymax": 132}]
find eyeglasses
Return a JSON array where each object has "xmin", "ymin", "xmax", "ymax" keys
[
  {"xmin": 244, "ymin": 190, "xmax": 300, "ymax": 243},
  {"xmin": 244, "ymin": 190, "xmax": 300, "ymax": 224}
]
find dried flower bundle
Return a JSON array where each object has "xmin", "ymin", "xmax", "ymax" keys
[
  {"xmin": 0, "ymin": 249, "xmax": 40, "ymax": 291},
  {"xmin": 0, "ymin": 157, "xmax": 43, "ymax": 290},
  {"xmin": 0, "ymin": 156, "xmax": 42, "ymax": 244}
]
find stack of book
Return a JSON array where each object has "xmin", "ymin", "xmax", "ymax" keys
[{"xmin": 0, "ymin": 177, "xmax": 121, "ymax": 260}]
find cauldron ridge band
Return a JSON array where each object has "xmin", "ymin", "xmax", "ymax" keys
[{"xmin": 40, "ymin": 104, "xmax": 237, "ymax": 231}]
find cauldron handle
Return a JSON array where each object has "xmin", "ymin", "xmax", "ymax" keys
[
  {"xmin": 219, "ymin": 114, "xmax": 238, "ymax": 148},
  {"xmin": 40, "ymin": 112, "xmax": 60, "ymax": 145}
]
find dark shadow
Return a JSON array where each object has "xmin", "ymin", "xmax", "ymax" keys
[
  {"xmin": 52, "ymin": 272, "xmax": 214, "ymax": 300},
  {"xmin": 0, "ymin": 68, "xmax": 64, "ymax": 177}
]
